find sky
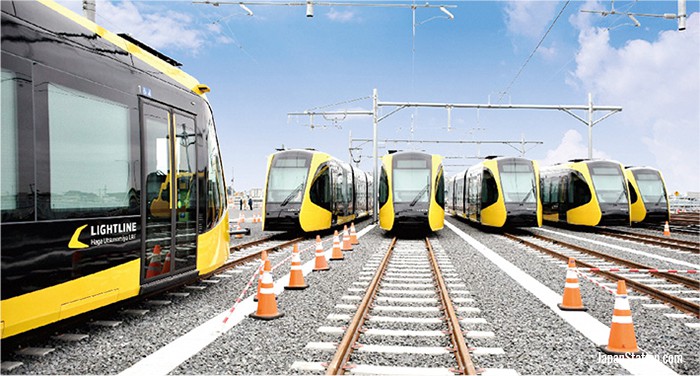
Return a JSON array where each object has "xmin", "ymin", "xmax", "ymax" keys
[{"xmin": 58, "ymin": 0, "xmax": 700, "ymax": 194}]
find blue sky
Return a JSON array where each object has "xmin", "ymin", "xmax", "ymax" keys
[{"xmin": 60, "ymin": 0, "xmax": 700, "ymax": 194}]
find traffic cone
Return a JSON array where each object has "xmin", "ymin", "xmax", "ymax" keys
[
  {"xmin": 341, "ymin": 225, "xmax": 353, "ymax": 252},
  {"xmin": 557, "ymin": 258, "xmax": 587, "ymax": 311},
  {"xmin": 250, "ymin": 258, "xmax": 283, "ymax": 320},
  {"xmin": 285, "ymin": 244, "xmax": 309, "ymax": 290},
  {"xmin": 600, "ymin": 280, "xmax": 642, "ymax": 356},
  {"xmin": 313, "ymin": 235, "xmax": 330, "ymax": 271},
  {"xmin": 235, "ymin": 223, "xmax": 243, "ymax": 239},
  {"xmin": 254, "ymin": 251, "xmax": 268, "ymax": 302},
  {"xmin": 161, "ymin": 250, "xmax": 171, "ymax": 274},
  {"xmin": 350, "ymin": 222, "xmax": 359, "ymax": 245},
  {"xmin": 145, "ymin": 245, "xmax": 163, "ymax": 278},
  {"xmin": 330, "ymin": 230, "xmax": 344, "ymax": 261},
  {"xmin": 663, "ymin": 221, "xmax": 670, "ymax": 236},
  {"xmin": 240, "ymin": 213, "xmax": 246, "ymax": 223}
]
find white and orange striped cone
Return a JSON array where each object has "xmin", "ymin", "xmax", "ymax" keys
[
  {"xmin": 250, "ymin": 258, "xmax": 283, "ymax": 320},
  {"xmin": 341, "ymin": 225, "xmax": 353, "ymax": 252},
  {"xmin": 350, "ymin": 222, "xmax": 359, "ymax": 245},
  {"xmin": 285, "ymin": 244, "xmax": 309, "ymax": 290},
  {"xmin": 145, "ymin": 245, "xmax": 163, "ymax": 278},
  {"xmin": 663, "ymin": 221, "xmax": 671, "ymax": 236},
  {"xmin": 600, "ymin": 280, "xmax": 642, "ymax": 356},
  {"xmin": 330, "ymin": 230, "xmax": 344, "ymax": 261},
  {"xmin": 557, "ymin": 258, "xmax": 587, "ymax": 311},
  {"xmin": 235, "ymin": 223, "xmax": 243, "ymax": 239},
  {"xmin": 313, "ymin": 235, "xmax": 330, "ymax": 271},
  {"xmin": 254, "ymin": 251, "xmax": 268, "ymax": 302}
]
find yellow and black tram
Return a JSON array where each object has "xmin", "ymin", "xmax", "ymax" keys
[
  {"xmin": 540, "ymin": 159, "xmax": 630, "ymax": 226},
  {"xmin": 1, "ymin": 0, "xmax": 229, "ymax": 339},
  {"xmin": 447, "ymin": 157, "xmax": 542, "ymax": 228},
  {"xmin": 262, "ymin": 149, "xmax": 372, "ymax": 233},
  {"xmin": 378, "ymin": 151, "xmax": 445, "ymax": 232},
  {"xmin": 625, "ymin": 166, "xmax": 670, "ymax": 224}
]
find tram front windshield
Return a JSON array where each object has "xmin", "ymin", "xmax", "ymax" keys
[
  {"xmin": 393, "ymin": 160, "xmax": 430, "ymax": 203},
  {"xmin": 267, "ymin": 155, "xmax": 310, "ymax": 204},
  {"xmin": 590, "ymin": 164, "xmax": 628, "ymax": 204},
  {"xmin": 633, "ymin": 170, "xmax": 667, "ymax": 204},
  {"xmin": 498, "ymin": 160, "xmax": 536, "ymax": 203}
]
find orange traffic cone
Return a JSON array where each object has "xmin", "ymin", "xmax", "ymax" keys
[
  {"xmin": 600, "ymin": 280, "xmax": 642, "ymax": 356},
  {"xmin": 235, "ymin": 223, "xmax": 243, "ymax": 239},
  {"xmin": 161, "ymin": 251, "xmax": 171, "ymax": 274},
  {"xmin": 240, "ymin": 213, "xmax": 246, "ymax": 223},
  {"xmin": 146, "ymin": 245, "xmax": 163, "ymax": 278},
  {"xmin": 558, "ymin": 258, "xmax": 587, "ymax": 311},
  {"xmin": 342, "ymin": 225, "xmax": 353, "ymax": 252},
  {"xmin": 663, "ymin": 221, "xmax": 671, "ymax": 236},
  {"xmin": 313, "ymin": 235, "xmax": 330, "ymax": 271},
  {"xmin": 330, "ymin": 230, "xmax": 344, "ymax": 261},
  {"xmin": 350, "ymin": 222, "xmax": 359, "ymax": 245},
  {"xmin": 250, "ymin": 258, "xmax": 283, "ymax": 320},
  {"xmin": 285, "ymin": 244, "xmax": 309, "ymax": 290},
  {"xmin": 254, "ymin": 251, "xmax": 268, "ymax": 302}
]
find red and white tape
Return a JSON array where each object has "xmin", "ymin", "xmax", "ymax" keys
[
  {"xmin": 576, "ymin": 267, "xmax": 697, "ymax": 274},
  {"xmin": 575, "ymin": 269, "xmax": 616, "ymax": 295}
]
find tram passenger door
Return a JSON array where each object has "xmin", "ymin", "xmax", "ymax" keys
[{"xmin": 142, "ymin": 101, "xmax": 198, "ymax": 281}]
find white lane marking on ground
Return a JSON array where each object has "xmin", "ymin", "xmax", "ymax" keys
[
  {"xmin": 119, "ymin": 225, "xmax": 376, "ymax": 376},
  {"xmin": 535, "ymin": 228, "xmax": 700, "ymax": 269},
  {"xmin": 446, "ymin": 221, "xmax": 677, "ymax": 376}
]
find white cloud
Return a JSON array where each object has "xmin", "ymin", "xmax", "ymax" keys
[
  {"xmin": 57, "ymin": 0, "xmax": 227, "ymax": 54},
  {"xmin": 538, "ymin": 129, "xmax": 610, "ymax": 167},
  {"xmin": 504, "ymin": 1, "xmax": 559, "ymax": 40},
  {"xmin": 326, "ymin": 8, "xmax": 357, "ymax": 23},
  {"xmin": 569, "ymin": 12, "xmax": 700, "ymax": 192}
]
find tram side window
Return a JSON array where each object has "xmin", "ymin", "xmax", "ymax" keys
[
  {"xmin": 569, "ymin": 172, "xmax": 592, "ymax": 207},
  {"xmin": 482, "ymin": 168, "xmax": 498, "ymax": 207},
  {"xmin": 378, "ymin": 167, "xmax": 389, "ymax": 207},
  {"xmin": 310, "ymin": 164, "xmax": 332, "ymax": 211},
  {"xmin": 435, "ymin": 167, "xmax": 445, "ymax": 208},
  {"xmin": 206, "ymin": 119, "xmax": 226, "ymax": 229},
  {"xmin": 46, "ymin": 84, "xmax": 131, "ymax": 217},
  {"xmin": 1, "ymin": 70, "xmax": 18, "ymax": 212}
]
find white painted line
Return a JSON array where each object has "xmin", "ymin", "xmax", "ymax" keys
[
  {"xmin": 460, "ymin": 317, "xmax": 488, "ymax": 324},
  {"xmin": 305, "ymin": 342, "xmax": 337, "ymax": 351},
  {"xmin": 372, "ymin": 305, "xmax": 440, "ymax": 313},
  {"xmin": 327, "ymin": 314, "xmax": 351, "ymax": 321},
  {"xmin": 349, "ymin": 364, "xmax": 454, "ymax": 375},
  {"xmin": 290, "ymin": 361, "xmax": 326, "ymax": 372},
  {"xmin": 446, "ymin": 221, "xmax": 677, "ymax": 376},
  {"xmin": 536, "ymin": 227, "xmax": 700, "ymax": 269},
  {"xmin": 357, "ymin": 344, "xmax": 449, "ymax": 355},
  {"xmin": 379, "ymin": 289, "xmax": 435, "ymax": 295},
  {"xmin": 465, "ymin": 330, "xmax": 495, "ymax": 338},
  {"xmin": 369, "ymin": 316, "xmax": 443, "ymax": 324},
  {"xmin": 664, "ymin": 313, "xmax": 693, "ymax": 319},
  {"xmin": 317, "ymin": 326, "xmax": 345, "ymax": 334},
  {"xmin": 375, "ymin": 297, "xmax": 438, "ymax": 303},
  {"xmin": 472, "ymin": 347, "xmax": 505, "ymax": 355},
  {"xmin": 120, "ymin": 225, "xmax": 377, "ymax": 376},
  {"xmin": 364, "ymin": 328, "xmax": 444, "ymax": 337}
]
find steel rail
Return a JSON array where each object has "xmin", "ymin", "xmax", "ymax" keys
[
  {"xmin": 325, "ymin": 238, "xmax": 397, "ymax": 375},
  {"xmin": 529, "ymin": 233, "xmax": 699, "ymax": 290},
  {"xmin": 598, "ymin": 228, "xmax": 699, "ymax": 254},
  {"xmin": 211, "ymin": 237, "xmax": 305, "ymax": 277},
  {"xmin": 229, "ymin": 235, "xmax": 278, "ymax": 253},
  {"xmin": 425, "ymin": 238, "xmax": 477, "ymax": 375},
  {"xmin": 504, "ymin": 233, "xmax": 700, "ymax": 318}
]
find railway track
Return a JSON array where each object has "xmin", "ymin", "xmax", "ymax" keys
[
  {"xmin": 504, "ymin": 232, "xmax": 700, "ymax": 318},
  {"xmin": 598, "ymin": 227, "xmax": 699, "ymax": 254},
  {"xmin": 306, "ymin": 237, "xmax": 481, "ymax": 375},
  {"xmin": 209, "ymin": 235, "xmax": 305, "ymax": 276}
]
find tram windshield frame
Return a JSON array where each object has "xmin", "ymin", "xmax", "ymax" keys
[
  {"xmin": 589, "ymin": 163, "xmax": 628, "ymax": 204},
  {"xmin": 266, "ymin": 153, "xmax": 311, "ymax": 204},
  {"xmin": 498, "ymin": 159, "xmax": 536, "ymax": 204},
  {"xmin": 392, "ymin": 157, "xmax": 431, "ymax": 204},
  {"xmin": 632, "ymin": 170, "xmax": 667, "ymax": 205}
]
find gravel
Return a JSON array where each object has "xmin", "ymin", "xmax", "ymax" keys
[{"xmin": 446, "ymin": 217, "xmax": 699, "ymax": 375}]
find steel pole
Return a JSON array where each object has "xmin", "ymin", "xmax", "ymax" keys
[
  {"xmin": 588, "ymin": 92, "xmax": 593, "ymax": 159},
  {"xmin": 372, "ymin": 88, "xmax": 378, "ymax": 223}
]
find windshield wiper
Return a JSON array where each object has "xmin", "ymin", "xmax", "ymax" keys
[
  {"xmin": 521, "ymin": 190, "xmax": 533, "ymax": 204},
  {"xmin": 280, "ymin": 182, "xmax": 304, "ymax": 206},
  {"xmin": 615, "ymin": 190, "xmax": 626, "ymax": 204},
  {"xmin": 410, "ymin": 184, "xmax": 430, "ymax": 207}
]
